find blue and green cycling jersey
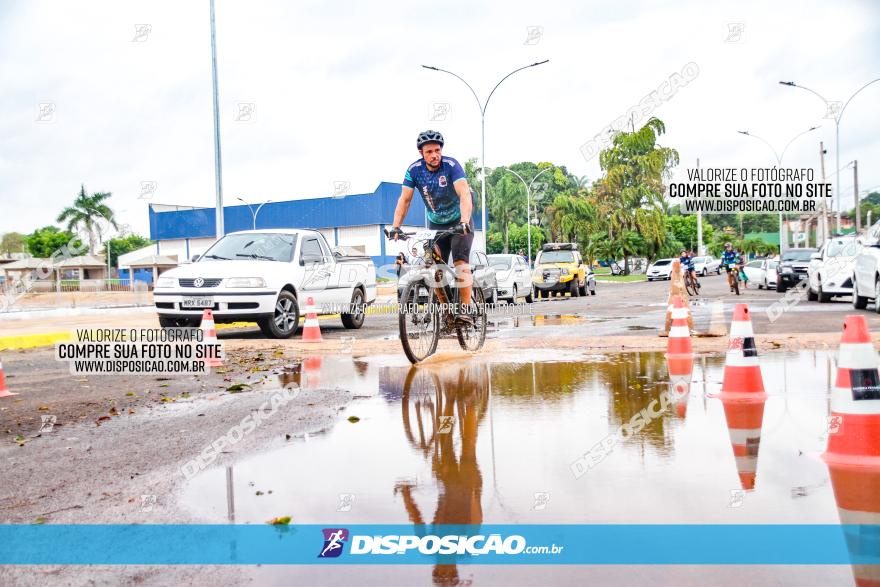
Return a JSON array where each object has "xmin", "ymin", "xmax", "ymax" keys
[{"xmin": 403, "ymin": 156, "xmax": 471, "ymax": 225}]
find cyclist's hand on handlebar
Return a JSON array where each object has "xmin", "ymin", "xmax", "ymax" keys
[
  {"xmin": 457, "ymin": 222, "xmax": 471, "ymax": 235},
  {"xmin": 385, "ymin": 226, "xmax": 405, "ymax": 241}
]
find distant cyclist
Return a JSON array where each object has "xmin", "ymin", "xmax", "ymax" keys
[
  {"xmin": 387, "ymin": 130, "xmax": 475, "ymax": 326},
  {"xmin": 721, "ymin": 242, "xmax": 738, "ymax": 292},
  {"xmin": 737, "ymin": 248, "xmax": 749, "ymax": 289},
  {"xmin": 679, "ymin": 249, "xmax": 699, "ymax": 290}
]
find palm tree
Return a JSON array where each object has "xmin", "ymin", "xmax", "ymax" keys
[
  {"xmin": 488, "ymin": 175, "xmax": 526, "ymax": 253},
  {"xmin": 57, "ymin": 185, "xmax": 118, "ymax": 255}
]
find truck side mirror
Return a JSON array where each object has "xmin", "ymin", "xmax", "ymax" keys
[
  {"xmin": 300, "ymin": 254, "xmax": 323, "ymax": 265},
  {"xmin": 191, "ymin": 254, "xmax": 201, "ymax": 262}
]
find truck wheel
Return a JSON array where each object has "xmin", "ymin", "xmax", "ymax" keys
[
  {"xmin": 590, "ymin": 283, "xmax": 597, "ymax": 295},
  {"xmin": 159, "ymin": 316, "xmax": 198, "ymax": 328},
  {"xmin": 341, "ymin": 288, "xmax": 366, "ymax": 329},
  {"xmin": 776, "ymin": 280, "xmax": 785, "ymax": 293},
  {"xmin": 852, "ymin": 278, "xmax": 869, "ymax": 309},
  {"xmin": 569, "ymin": 280, "xmax": 579, "ymax": 297},
  {"xmin": 807, "ymin": 284, "xmax": 818, "ymax": 301},
  {"xmin": 524, "ymin": 286, "xmax": 534, "ymax": 303},
  {"xmin": 258, "ymin": 291, "xmax": 300, "ymax": 338}
]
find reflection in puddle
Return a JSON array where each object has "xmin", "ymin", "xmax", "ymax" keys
[{"xmin": 180, "ymin": 350, "xmax": 871, "ymax": 585}]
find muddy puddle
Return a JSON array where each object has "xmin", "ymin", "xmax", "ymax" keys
[{"xmin": 179, "ymin": 350, "xmax": 867, "ymax": 585}]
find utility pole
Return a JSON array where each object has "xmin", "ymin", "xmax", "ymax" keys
[
  {"xmin": 696, "ymin": 158, "xmax": 703, "ymax": 255},
  {"xmin": 853, "ymin": 160, "xmax": 860, "ymax": 233},
  {"xmin": 819, "ymin": 141, "xmax": 829, "ymax": 241}
]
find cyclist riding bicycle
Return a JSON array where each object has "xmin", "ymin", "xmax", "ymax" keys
[
  {"xmin": 721, "ymin": 242, "xmax": 738, "ymax": 292},
  {"xmin": 387, "ymin": 130, "xmax": 476, "ymax": 326},
  {"xmin": 679, "ymin": 249, "xmax": 699, "ymax": 289}
]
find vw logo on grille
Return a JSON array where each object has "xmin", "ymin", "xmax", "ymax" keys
[{"xmin": 193, "ymin": 277, "xmax": 205, "ymax": 288}]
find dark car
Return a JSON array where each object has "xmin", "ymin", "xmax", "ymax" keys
[{"xmin": 776, "ymin": 248, "xmax": 817, "ymax": 292}]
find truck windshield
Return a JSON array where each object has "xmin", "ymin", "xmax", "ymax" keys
[
  {"xmin": 539, "ymin": 251, "xmax": 575, "ymax": 263},
  {"xmin": 201, "ymin": 233, "xmax": 298, "ymax": 262},
  {"xmin": 781, "ymin": 250, "xmax": 815, "ymax": 262}
]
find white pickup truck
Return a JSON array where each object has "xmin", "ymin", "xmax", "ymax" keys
[{"xmin": 153, "ymin": 229, "xmax": 377, "ymax": 338}]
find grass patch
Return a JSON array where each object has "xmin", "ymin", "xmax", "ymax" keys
[{"xmin": 595, "ymin": 274, "xmax": 647, "ymax": 283}]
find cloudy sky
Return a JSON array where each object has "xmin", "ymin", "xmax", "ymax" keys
[{"xmin": 1, "ymin": 0, "xmax": 878, "ymax": 237}]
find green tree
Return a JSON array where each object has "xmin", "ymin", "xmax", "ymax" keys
[
  {"xmin": 595, "ymin": 117, "xmax": 680, "ymax": 271},
  {"xmin": 56, "ymin": 185, "xmax": 118, "ymax": 255},
  {"xmin": 24, "ymin": 226, "xmax": 82, "ymax": 258},
  {"xmin": 103, "ymin": 234, "xmax": 153, "ymax": 268},
  {"xmin": 0, "ymin": 232, "xmax": 26, "ymax": 256},
  {"xmin": 488, "ymin": 175, "xmax": 526, "ymax": 253},
  {"xmin": 665, "ymin": 215, "xmax": 715, "ymax": 252}
]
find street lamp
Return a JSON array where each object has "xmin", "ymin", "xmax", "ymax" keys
[
  {"xmin": 236, "ymin": 197, "xmax": 272, "ymax": 230},
  {"xmin": 737, "ymin": 126, "xmax": 819, "ymax": 249},
  {"xmin": 421, "ymin": 61, "xmax": 550, "ymax": 251},
  {"xmin": 500, "ymin": 166, "xmax": 553, "ymax": 266},
  {"xmin": 779, "ymin": 78, "xmax": 880, "ymax": 233}
]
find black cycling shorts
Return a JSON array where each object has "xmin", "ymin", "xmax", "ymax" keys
[{"xmin": 428, "ymin": 219, "xmax": 474, "ymax": 264}]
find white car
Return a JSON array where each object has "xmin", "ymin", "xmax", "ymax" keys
[
  {"xmin": 488, "ymin": 254, "xmax": 534, "ymax": 303},
  {"xmin": 692, "ymin": 255, "xmax": 721, "ymax": 276},
  {"xmin": 853, "ymin": 224, "xmax": 880, "ymax": 311},
  {"xmin": 808, "ymin": 236, "xmax": 862, "ymax": 303},
  {"xmin": 646, "ymin": 258, "xmax": 675, "ymax": 280},
  {"xmin": 742, "ymin": 259, "xmax": 778, "ymax": 289},
  {"xmin": 153, "ymin": 229, "xmax": 377, "ymax": 338}
]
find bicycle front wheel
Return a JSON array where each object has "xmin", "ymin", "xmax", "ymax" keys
[
  {"xmin": 732, "ymin": 273, "xmax": 741, "ymax": 296},
  {"xmin": 685, "ymin": 274, "xmax": 697, "ymax": 296},
  {"xmin": 399, "ymin": 281, "xmax": 440, "ymax": 364},
  {"xmin": 456, "ymin": 287, "xmax": 487, "ymax": 352}
]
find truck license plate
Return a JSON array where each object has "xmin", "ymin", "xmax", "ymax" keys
[{"xmin": 181, "ymin": 297, "xmax": 214, "ymax": 309}]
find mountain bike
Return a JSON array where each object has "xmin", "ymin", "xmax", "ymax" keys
[
  {"xmin": 725, "ymin": 262, "xmax": 741, "ymax": 296},
  {"xmin": 385, "ymin": 227, "xmax": 487, "ymax": 364},
  {"xmin": 684, "ymin": 269, "xmax": 700, "ymax": 296}
]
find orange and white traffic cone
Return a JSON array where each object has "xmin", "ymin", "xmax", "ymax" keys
[
  {"xmin": 720, "ymin": 396, "xmax": 767, "ymax": 490},
  {"xmin": 0, "ymin": 359, "xmax": 17, "ymax": 398},
  {"xmin": 302, "ymin": 355, "xmax": 323, "ymax": 389},
  {"xmin": 667, "ymin": 354, "xmax": 694, "ymax": 418},
  {"xmin": 822, "ymin": 316, "xmax": 880, "ymax": 585},
  {"xmin": 822, "ymin": 314, "xmax": 880, "ymax": 469},
  {"xmin": 666, "ymin": 296, "xmax": 693, "ymax": 357},
  {"xmin": 200, "ymin": 309, "xmax": 223, "ymax": 368},
  {"xmin": 301, "ymin": 297, "xmax": 323, "ymax": 343},
  {"xmin": 720, "ymin": 304, "xmax": 766, "ymax": 399}
]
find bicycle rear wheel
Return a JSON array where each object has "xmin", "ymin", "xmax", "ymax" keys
[
  {"xmin": 399, "ymin": 281, "xmax": 440, "ymax": 364},
  {"xmin": 732, "ymin": 272, "xmax": 741, "ymax": 296},
  {"xmin": 456, "ymin": 287, "xmax": 487, "ymax": 352}
]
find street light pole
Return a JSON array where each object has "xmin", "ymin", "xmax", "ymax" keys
[
  {"xmin": 210, "ymin": 0, "xmax": 224, "ymax": 239},
  {"xmin": 779, "ymin": 78, "xmax": 880, "ymax": 234},
  {"xmin": 500, "ymin": 166, "xmax": 553, "ymax": 265},
  {"xmin": 736, "ymin": 126, "xmax": 819, "ymax": 250},
  {"xmin": 236, "ymin": 197, "xmax": 273, "ymax": 230},
  {"xmin": 421, "ymin": 61, "xmax": 549, "ymax": 252}
]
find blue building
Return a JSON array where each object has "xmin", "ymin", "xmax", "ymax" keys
[{"xmin": 147, "ymin": 182, "xmax": 485, "ymax": 268}]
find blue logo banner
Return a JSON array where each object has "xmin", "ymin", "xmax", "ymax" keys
[{"xmin": 0, "ymin": 524, "xmax": 877, "ymax": 565}]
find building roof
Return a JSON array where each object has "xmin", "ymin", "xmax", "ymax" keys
[
  {"xmin": 149, "ymin": 181, "xmax": 483, "ymax": 241},
  {"xmin": 55, "ymin": 255, "xmax": 106, "ymax": 268},
  {"xmin": 128, "ymin": 254, "xmax": 179, "ymax": 267},
  {"xmin": 2, "ymin": 257, "xmax": 51, "ymax": 270},
  {"xmin": 744, "ymin": 232, "xmax": 780, "ymax": 246}
]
